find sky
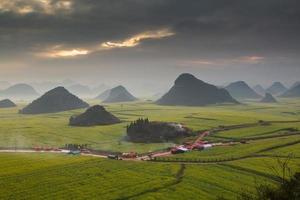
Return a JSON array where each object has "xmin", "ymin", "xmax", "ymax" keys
[{"xmin": 0, "ymin": 0, "xmax": 300, "ymax": 94}]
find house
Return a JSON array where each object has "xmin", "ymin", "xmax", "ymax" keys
[
  {"xmin": 203, "ymin": 144, "xmax": 212, "ymax": 149},
  {"xmin": 171, "ymin": 145, "xmax": 189, "ymax": 154},
  {"xmin": 107, "ymin": 155, "xmax": 119, "ymax": 159},
  {"xmin": 122, "ymin": 152, "xmax": 137, "ymax": 158},
  {"xmin": 68, "ymin": 150, "xmax": 81, "ymax": 155}
]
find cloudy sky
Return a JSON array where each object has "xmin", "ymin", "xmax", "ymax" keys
[{"xmin": 1, "ymin": 0, "xmax": 300, "ymax": 93}]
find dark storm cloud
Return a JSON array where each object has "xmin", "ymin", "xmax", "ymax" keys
[
  {"xmin": 0, "ymin": 0, "xmax": 300, "ymax": 88},
  {"xmin": 1, "ymin": 0, "xmax": 299, "ymax": 53}
]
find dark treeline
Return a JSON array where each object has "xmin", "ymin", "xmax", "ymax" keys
[
  {"xmin": 64, "ymin": 144, "xmax": 89, "ymax": 150},
  {"xmin": 219, "ymin": 156, "xmax": 300, "ymax": 200},
  {"xmin": 238, "ymin": 172, "xmax": 300, "ymax": 200},
  {"xmin": 126, "ymin": 118, "xmax": 191, "ymax": 143}
]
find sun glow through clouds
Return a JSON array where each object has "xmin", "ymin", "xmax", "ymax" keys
[
  {"xmin": 38, "ymin": 48, "xmax": 90, "ymax": 58},
  {"xmin": 0, "ymin": 0, "xmax": 73, "ymax": 15},
  {"xmin": 38, "ymin": 28, "xmax": 175, "ymax": 58},
  {"xmin": 101, "ymin": 29, "xmax": 175, "ymax": 49}
]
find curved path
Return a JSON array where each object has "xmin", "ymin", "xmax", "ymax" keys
[{"xmin": 1, "ymin": 120, "xmax": 299, "ymax": 163}]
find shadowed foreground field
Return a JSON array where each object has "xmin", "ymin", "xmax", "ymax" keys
[{"xmin": 2, "ymin": 153, "xmax": 297, "ymax": 200}]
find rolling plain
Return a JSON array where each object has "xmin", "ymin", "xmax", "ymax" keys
[{"xmin": 0, "ymin": 98, "xmax": 300, "ymax": 199}]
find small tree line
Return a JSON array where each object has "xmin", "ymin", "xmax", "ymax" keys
[
  {"xmin": 64, "ymin": 144, "xmax": 89, "ymax": 150},
  {"xmin": 126, "ymin": 118, "xmax": 190, "ymax": 143}
]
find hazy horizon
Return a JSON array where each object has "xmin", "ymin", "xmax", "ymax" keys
[{"xmin": 0, "ymin": 74, "xmax": 299, "ymax": 98}]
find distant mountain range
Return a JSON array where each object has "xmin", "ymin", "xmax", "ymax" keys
[
  {"xmin": 225, "ymin": 81, "xmax": 261, "ymax": 99},
  {"xmin": 1, "ymin": 79, "xmax": 299, "ymax": 102},
  {"xmin": 280, "ymin": 84, "xmax": 300, "ymax": 98},
  {"xmin": 291, "ymin": 81, "xmax": 300, "ymax": 89},
  {"xmin": 0, "ymin": 84, "xmax": 39, "ymax": 99},
  {"xmin": 102, "ymin": 86, "xmax": 138, "ymax": 103},
  {"xmin": 157, "ymin": 73, "xmax": 238, "ymax": 106},
  {"xmin": 67, "ymin": 84, "xmax": 92, "ymax": 96},
  {"xmin": 67, "ymin": 84, "xmax": 111, "ymax": 97},
  {"xmin": 30, "ymin": 80, "xmax": 110, "ymax": 96},
  {"xmin": 253, "ymin": 85, "xmax": 266, "ymax": 96},
  {"xmin": 266, "ymin": 82, "xmax": 287, "ymax": 96},
  {"xmin": 95, "ymin": 88, "xmax": 111, "ymax": 100},
  {"xmin": 260, "ymin": 93, "xmax": 277, "ymax": 103},
  {"xmin": 92, "ymin": 84, "xmax": 110, "ymax": 95}
]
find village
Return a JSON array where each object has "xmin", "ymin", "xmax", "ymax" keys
[
  {"xmin": 6, "ymin": 120, "xmax": 284, "ymax": 161},
  {"xmin": 0, "ymin": 127, "xmax": 242, "ymax": 162},
  {"xmin": 1, "ymin": 119, "xmax": 297, "ymax": 163}
]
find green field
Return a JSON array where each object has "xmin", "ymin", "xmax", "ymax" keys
[
  {"xmin": 211, "ymin": 122, "xmax": 300, "ymax": 141},
  {"xmin": 160, "ymin": 134, "xmax": 300, "ymax": 162},
  {"xmin": 1, "ymin": 98, "xmax": 300, "ymax": 199},
  {"xmin": 0, "ymin": 153, "xmax": 284, "ymax": 200},
  {"xmin": 1, "ymin": 99, "xmax": 300, "ymax": 153}
]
